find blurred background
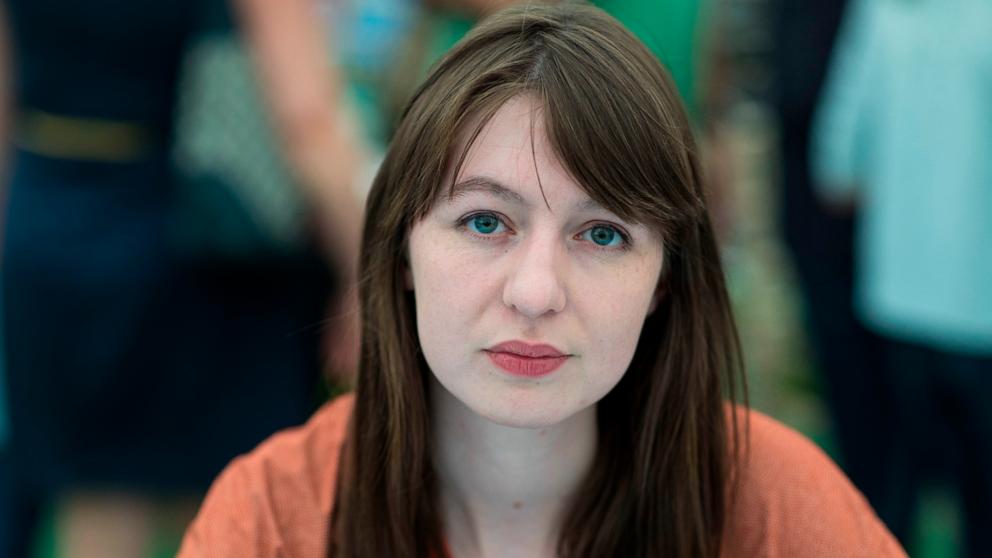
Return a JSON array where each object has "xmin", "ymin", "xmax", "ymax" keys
[{"xmin": 1, "ymin": 0, "xmax": 988, "ymax": 556}]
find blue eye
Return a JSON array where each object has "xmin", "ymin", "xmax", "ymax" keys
[
  {"xmin": 466, "ymin": 213, "xmax": 505, "ymax": 235},
  {"xmin": 582, "ymin": 225, "xmax": 625, "ymax": 247}
]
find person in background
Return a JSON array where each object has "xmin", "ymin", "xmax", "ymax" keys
[
  {"xmin": 812, "ymin": 0, "xmax": 992, "ymax": 554},
  {"xmin": 767, "ymin": 0, "xmax": 890, "ymax": 520},
  {"xmin": 0, "ymin": 0, "xmax": 364, "ymax": 556}
]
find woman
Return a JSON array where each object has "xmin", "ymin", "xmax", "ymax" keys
[{"xmin": 180, "ymin": 3, "xmax": 903, "ymax": 556}]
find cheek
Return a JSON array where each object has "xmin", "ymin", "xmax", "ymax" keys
[
  {"xmin": 411, "ymin": 244, "xmax": 486, "ymax": 315},
  {"xmin": 589, "ymin": 298, "xmax": 649, "ymax": 371},
  {"xmin": 409, "ymin": 238, "xmax": 497, "ymax": 363},
  {"xmin": 576, "ymin": 266, "xmax": 660, "ymax": 382}
]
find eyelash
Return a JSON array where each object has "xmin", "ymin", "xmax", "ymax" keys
[{"xmin": 455, "ymin": 211, "xmax": 632, "ymax": 252}]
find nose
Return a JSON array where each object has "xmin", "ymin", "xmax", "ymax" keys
[{"xmin": 501, "ymin": 232, "xmax": 567, "ymax": 319}]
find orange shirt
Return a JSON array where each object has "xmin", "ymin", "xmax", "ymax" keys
[{"xmin": 178, "ymin": 395, "xmax": 905, "ymax": 557}]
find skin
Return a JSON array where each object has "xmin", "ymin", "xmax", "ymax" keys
[{"xmin": 406, "ymin": 95, "xmax": 665, "ymax": 557}]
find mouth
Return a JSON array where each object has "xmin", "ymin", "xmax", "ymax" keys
[{"xmin": 483, "ymin": 341, "xmax": 571, "ymax": 377}]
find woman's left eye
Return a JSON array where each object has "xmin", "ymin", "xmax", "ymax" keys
[{"xmin": 579, "ymin": 225, "xmax": 627, "ymax": 248}]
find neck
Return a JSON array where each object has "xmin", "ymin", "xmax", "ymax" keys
[{"xmin": 430, "ymin": 378, "xmax": 597, "ymax": 558}]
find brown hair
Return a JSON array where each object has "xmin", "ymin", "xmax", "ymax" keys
[{"xmin": 332, "ymin": 3, "xmax": 745, "ymax": 556}]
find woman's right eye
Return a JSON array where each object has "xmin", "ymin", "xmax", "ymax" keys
[{"xmin": 463, "ymin": 212, "xmax": 508, "ymax": 235}]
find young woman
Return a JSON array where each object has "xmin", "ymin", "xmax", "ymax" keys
[{"xmin": 180, "ymin": 3, "xmax": 904, "ymax": 556}]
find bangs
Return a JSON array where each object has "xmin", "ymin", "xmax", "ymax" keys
[
  {"xmin": 536, "ymin": 25, "xmax": 702, "ymax": 244},
  {"xmin": 397, "ymin": 1, "xmax": 705, "ymax": 249}
]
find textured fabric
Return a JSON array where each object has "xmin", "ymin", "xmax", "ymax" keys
[
  {"xmin": 810, "ymin": 0, "xmax": 992, "ymax": 355},
  {"xmin": 179, "ymin": 394, "xmax": 905, "ymax": 557}
]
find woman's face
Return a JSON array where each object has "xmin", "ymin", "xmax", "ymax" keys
[{"xmin": 406, "ymin": 95, "xmax": 665, "ymax": 428}]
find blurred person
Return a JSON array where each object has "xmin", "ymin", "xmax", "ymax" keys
[
  {"xmin": 0, "ymin": 0, "xmax": 364, "ymax": 556},
  {"xmin": 767, "ymin": 0, "xmax": 890, "ymax": 517},
  {"xmin": 179, "ymin": 5, "xmax": 903, "ymax": 557},
  {"xmin": 812, "ymin": 0, "xmax": 992, "ymax": 554}
]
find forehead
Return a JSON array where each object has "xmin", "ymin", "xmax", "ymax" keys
[{"xmin": 445, "ymin": 95, "xmax": 588, "ymax": 208}]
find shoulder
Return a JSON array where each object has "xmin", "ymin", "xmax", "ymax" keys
[
  {"xmin": 722, "ymin": 407, "xmax": 905, "ymax": 558},
  {"xmin": 178, "ymin": 394, "xmax": 355, "ymax": 558}
]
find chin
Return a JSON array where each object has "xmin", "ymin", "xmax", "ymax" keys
[{"xmin": 466, "ymin": 391, "xmax": 588, "ymax": 429}]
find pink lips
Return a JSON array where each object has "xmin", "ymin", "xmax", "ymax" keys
[{"xmin": 484, "ymin": 341, "xmax": 570, "ymax": 377}]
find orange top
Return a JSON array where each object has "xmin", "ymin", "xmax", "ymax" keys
[{"xmin": 178, "ymin": 395, "xmax": 905, "ymax": 557}]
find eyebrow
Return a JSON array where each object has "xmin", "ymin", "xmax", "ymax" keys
[
  {"xmin": 449, "ymin": 175, "xmax": 611, "ymax": 214},
  {"xmin": 449, "ymin": 176, "xmax": 527, "ymax": 205}
]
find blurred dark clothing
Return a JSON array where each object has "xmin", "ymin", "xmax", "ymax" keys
[
  {"xmin": 768, "ymin": 0, "xmax": 889, "ymax": 525},
  {"xmin": 771, "ymin": 0, "xmax": 849, "ymax": 259},
  {"xmin": 0, "ymin": 448, "xmax": 39, "ymax": 558},
  {"xmin": 6, "ymin": 0, "xmax": 197, "ymax": 131},
  {"xmin": 882, "ymin": 338, "xmax": 992, "ymax": 558},
  {"xmin": 1, "ymin": 0, "xmax": 330, "ymax": 517},
  {"xmin": 3, "ymin": 150, "xmax": 330, "ymax": 494}
]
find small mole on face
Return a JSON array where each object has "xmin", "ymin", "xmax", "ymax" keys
[{"xmin": 513, "ymin": 501, "xmax": 523, "ymax": 510}]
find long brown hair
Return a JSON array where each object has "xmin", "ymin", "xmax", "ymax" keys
[{"xmin": 332, "ymin": 3, "xmax": 745, "ymax": 556}]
